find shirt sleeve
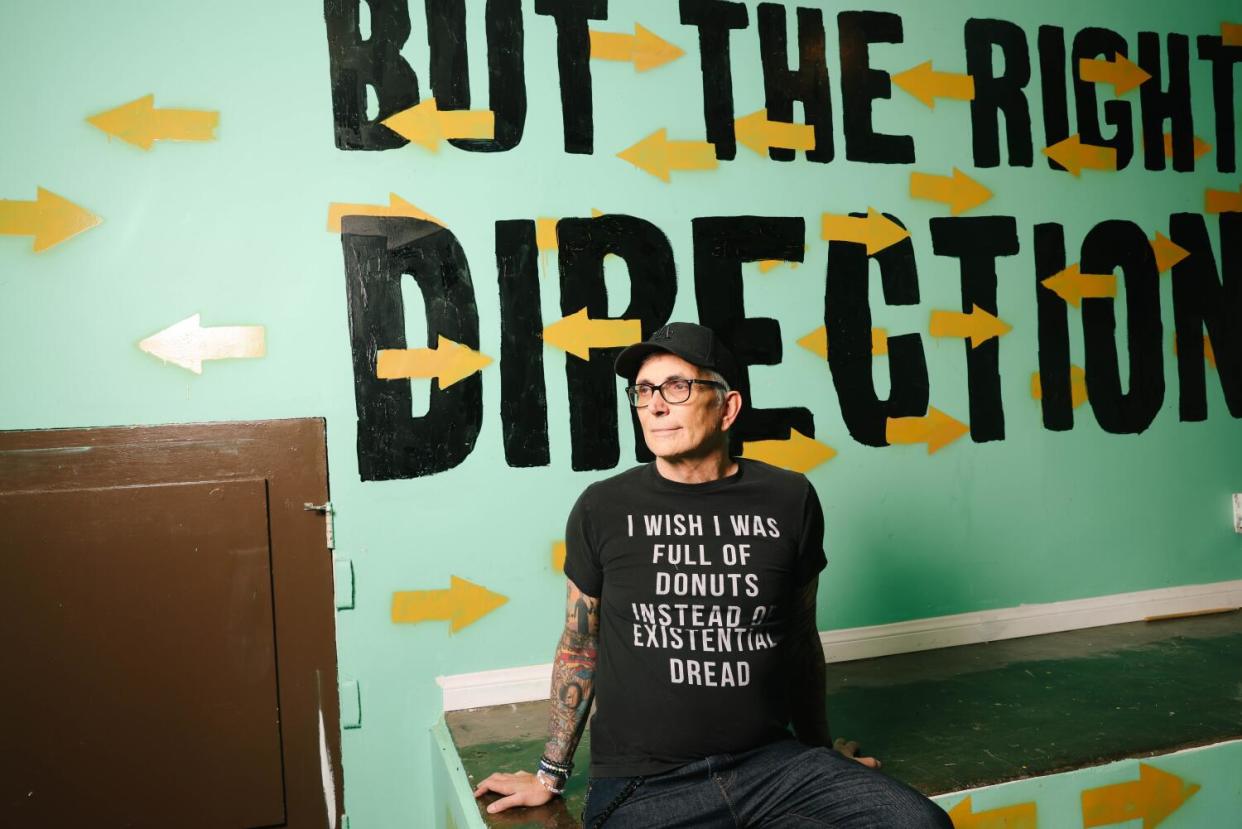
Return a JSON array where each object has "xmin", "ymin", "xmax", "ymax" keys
[
  {"xmin": 562, "ymin": 486, "xmax": 603, "ymax": 597},
  {"xmin": 794, "ymin": 481, "xmax": 828, "ymax": 586}
]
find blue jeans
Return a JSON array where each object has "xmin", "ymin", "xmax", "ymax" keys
[{"xmin": 582, "ymin": 739, "xmax": 952, "ymax": 828}]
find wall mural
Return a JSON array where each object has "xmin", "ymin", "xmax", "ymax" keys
[
  {"xmin": 0, "ymin": 96, "xmax": 219, "ymax": 252},
  {"xmin": 2, "ymin": 5, "xmax": 1235, "ymax": 826},
  {"xmin": 0, "ymin": 95, "xmax": 271, "ymax": 375},
  {"xmin": 321, "ymin": 2, "xmax": 1241, "ymax": 482}
]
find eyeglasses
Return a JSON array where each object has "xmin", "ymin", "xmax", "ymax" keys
[{"xmin": 625, "ymin": 378, "xmax": 725, "ymax": 407}]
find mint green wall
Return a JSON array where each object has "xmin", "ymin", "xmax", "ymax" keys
[{"xmin": 2, "ymin": 2, "xmax": 1238, "ymax": 826}]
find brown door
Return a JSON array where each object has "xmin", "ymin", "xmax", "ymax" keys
[{"xmin": 0, "ymin": 418, "xmax": 344, "ymax": 829}]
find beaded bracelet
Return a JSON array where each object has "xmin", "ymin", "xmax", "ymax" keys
[
  {"xmin": 539, "ymin": 755, "xmax": 573, "ymax": 777},
  {"xmin": 535, "ymin": 769, "xmax": 566, "ymax": 795}
]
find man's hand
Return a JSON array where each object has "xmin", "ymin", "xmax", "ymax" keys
[
  {"xmin": 473, "ymin": 770, "xmax": 556, "ymax": 814},
  {"xmin": 834, "ymin": 737, "xmax": 882, "ymax": 769}
]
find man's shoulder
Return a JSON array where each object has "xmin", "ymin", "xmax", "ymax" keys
[
  {"xmin": 576, "ymin": 464, "xmax": 650, "ymax": 502},
  {"xmin": 739, "ymin": 458, "xmax": 813, "ymax": 493}
]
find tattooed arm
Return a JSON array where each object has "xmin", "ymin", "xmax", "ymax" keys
[
  {"xmin": 787, "ymin": 576, "xmax": 881, "ymax": 768},
  {"xmin": 473, "ymin": 579, "xmax": 600, "ymax": 814},
  {"xmin": 544, "ymin": 579, "xmax": 600, "ymax": 764}
]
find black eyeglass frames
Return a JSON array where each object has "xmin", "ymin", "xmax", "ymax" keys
[{"xmin": 625, "ymin": 378, "xmax": 725, "ymax": 407}]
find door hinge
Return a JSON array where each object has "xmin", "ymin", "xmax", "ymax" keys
[{"xmin": 303, "ymin": 501, "xmax": 335, "ymax": 550}]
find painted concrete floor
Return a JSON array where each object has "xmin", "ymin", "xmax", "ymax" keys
[{"xmin": 448, "ymin": 611, "xmax": 1242, "ymax": 828}]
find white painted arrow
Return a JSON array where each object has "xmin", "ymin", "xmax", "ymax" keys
[{"xmin": 139, "ymin": 313, "xmax": 265, "ymax": 374}]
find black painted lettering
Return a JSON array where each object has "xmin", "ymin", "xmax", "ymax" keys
[
  {"xmin": 557, "ymin": 216, "xmax": 677, "ymax": 469},
  {"xmin": 1137, "ymin": 32, "xmax": 1193, "ymax": 172},
  {"xmin": 1037, "ymin": 26, "xmax": 1071, "ymax": 172},
  {"xmin": 966, "ymin": 18, "xmax": 1033, "ymax": 168},
  {"xmin": 324, "ymin": 0, "xmax": 421, "ymax": 150},
  {"xmin": 425, "ymin": 0, "xmax": 526, "ymax": 152},
  {"xmin": 496, "ymin": 220, "xmax": 550, "ymax": 466},
  {"xmin": 341, "ymin": 216, "xmax": 483, "ymax": 480},
  {"xmin": 825, "ymin": 213, "xmax": 929, "ymax": 446},
  {"xmin": 838, "ymin": 11, "xmax": 914, "ymax": 164},
  {"xmin": 930, "ymin": 217, "xmax": 1021, "ymax": 442},
  {"xmin": 1195, "ymin": 35, "xmax": 1241, "ymax": 173},
  {"xmin": 692, "ymin": 217, "xmax": 812, "ymax": 449},
  {"xmin": 1169, "ymin": 213, "xmax": 1242, "ymax": 420},
  {"xmin": 1072, "ymin": 28, "xmax": 1134, "ymax": 171},
  {"xmin": 535, "ymin": 0, "xmax": 605, "ymax": 154},
  {"xmin": 757, "ymin": 3, "xmax": 833, "ymax": 163},
  {"xmin": 1033, "ymin": 223, "xmax": 1075, "ymax": 431},
  {"xmin": 681, "ymin": 0, "xmax": 750, "ymax": 161},
  {"xmin": 1079, "ymin": 221, "xmax": 1163, "ymax": 434}
]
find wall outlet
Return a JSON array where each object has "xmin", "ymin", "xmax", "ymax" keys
[{"xmin": 1234, "ymin": 494, "xmax": 1242, "ymax": 534}]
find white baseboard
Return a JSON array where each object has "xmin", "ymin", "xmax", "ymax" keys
[
  {"xmin": 437, "ymin": 579, "xmax": 1242, "ymax": 712},
  {"xmin": 438, "ymin": 663, "xmax": 555, "ymax": 713},
  {"xmin": 815, "ymin": 579, "xmax": 1242, "ymax": 662}
]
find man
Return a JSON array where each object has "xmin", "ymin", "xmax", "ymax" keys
[{"xmin": 474, "ymin": 323, "xmax": 951, "ymax": 827}]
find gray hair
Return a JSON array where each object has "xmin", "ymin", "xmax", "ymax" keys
[{"xmin": 699, "ymin": 368, "xmax": 730, "ymax": 405}]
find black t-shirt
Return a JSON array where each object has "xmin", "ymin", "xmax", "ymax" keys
[{"xmin": 563, "ymin": 458, "xmax": 828, "ymax": 777}]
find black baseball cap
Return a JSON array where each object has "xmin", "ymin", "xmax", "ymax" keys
[{"xmin": 614, "ymin": 322, "xmax": 739, "ymax": 388}]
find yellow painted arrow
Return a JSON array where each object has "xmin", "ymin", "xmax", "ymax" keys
[
  {"xmin": 1042, "ymin": 263, "xmax": 1117, "ymax": 306},
  {"xmin": 376, "ymin": 335, "xmax": 492, "ymax": 389},
  {"xmin": 1081, "ymin": 762, "xmax": 1200, "ymax": 828},
  {"xmin": 1032, "ymin": 364, "xmax": 1088, "ymax": 409},
  {"xmin": 1161, "ymin": 133, "xmax": 1211, "ymax": 160},
  {"xmin": 138, "ymin": 313, "xmax": 265, "ymax": 374},
  {"xmin": 741, "ymin": 429, "xmax": 836, "ymax": 473},
  {"xmin": 1079, "ymin": 53, "xmax": 1151, "ymax": 96},
  {"xmin": 821, "ymin": 208, "xmax": 910, "ymax": 255},
  {"xmin": 796, "ymin": 327, "xmax": 825, "ymax": 358},
  {"xmin": 543, "ymin": 308, "xmax": 642, "ymax": 359},
  {"xmin": 910, "ymin": 168, "xmax": 992, "ymax": 215},
  {"xmin": 929, "ymin": 305, "xmax": 1012, "ymax": 347},
  {"xmin": 734, "ymin": 109, "xmax": 816, "ymax": 156},
  {"xmin": 797, "ymin": 326, "xmax": 888, "ymax": 359},
  {"xmin": 885, "ymin": 407, "xmax": 969, "ymax": 454},
  {"xmin": 947, "ymin": 795, "xmax": 1037, "ymax": 829},
  {"xmin": 1205, "ymin": 184, "xmax": 1242, "ymax": 214},
  {"xmin": 589, "ymin": 23, "xmax": 684, "ymax": 72},
  {"xmin": 1222, "ymin": 22, "xmax": 1242, "ymax": 47},
  {"xmin": 551, "ymin": 541, "xmax": 566, "ymax": 572},
  {"xmin": 86, "ymin": 94, "xmax": 218, "ymax": 150},
  {"xmin": 536, "ymin": 218, "xmax": 559, "ymax": 251},
  {"xmin": 891, "ymin": 61, "xmax": 975, "ymax": 108},
  {"xmin": 391, "ymin": 576, "xmax": 508, "ymax": 632},
  {"xmin": 381, "ymin": 98, "xmax": 495, "ymax": 152},
  {"xmin": 1043, "ymin": 134, "xmax": 1119, "ymax": 177},
  {"xmin": 1150, "ymin": 232, "xmax": 1189, "ymax": 273},
  {"xmin": 759, "ymin": 245, "xmax": 808, "ymax": 273},
  {"xmin": 1172, "ymin": 335, "xmax": 1217, "ymax": 369},
  {"xmin": 0, "ymin": 187, "xmax": 102, "ymax": 252},
  {"xmin": 758, "ymin": 259, "xmax": 800, "ymax": 273},
  {"xmin": 326, "ymin": 193, "xmax": 443, "ymax": 232},
  {"xmin": 618, "ymin": 128, "xmax": 718, "ymax": 182}
]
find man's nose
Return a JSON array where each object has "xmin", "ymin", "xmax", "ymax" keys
[{"xmin": 648, "ymin": 390, "xmax": 670, "ymax": 414}]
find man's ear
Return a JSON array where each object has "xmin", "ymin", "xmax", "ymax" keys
[{"xmin": 720, "ymin": 390, "xmax": 743, "ymax": 431}]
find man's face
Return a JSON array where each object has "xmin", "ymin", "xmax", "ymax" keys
[{"xmin": 633, "ymin": 353, "xmax": 729, "ymax": 461}]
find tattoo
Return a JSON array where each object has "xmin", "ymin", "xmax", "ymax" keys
[
  {"xmin": 573, "ymin": 595, "xmax": 591, "ymax": 635},
  {"xmin": 556, "ymin": 644, "xmax": 597, "ymax": 665},
  {"xmin": 545, "ymin": 581, "xmax": 600, "ymax": 764}
]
